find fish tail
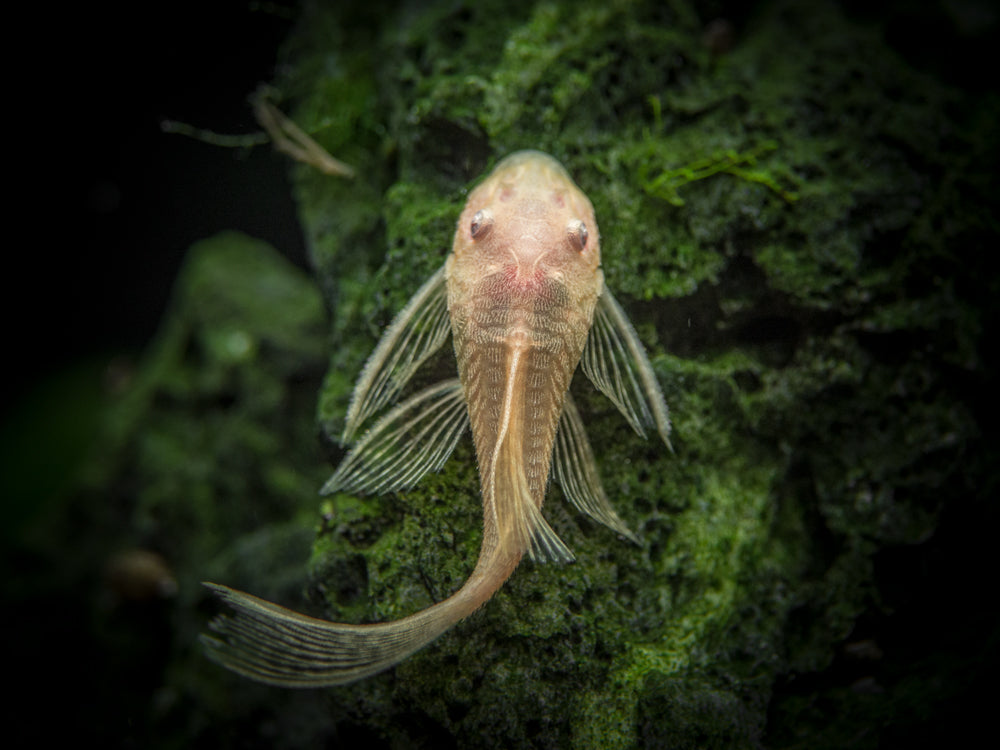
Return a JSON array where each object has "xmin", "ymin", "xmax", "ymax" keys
[{"xmin": 201, "ymin": 549, "xmax": 519, "ymax": 687}]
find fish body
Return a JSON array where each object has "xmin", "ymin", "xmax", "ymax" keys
[
  {"xmin": 448, "ymin": 151, "xmax": 604, "ymax": 564},
  {"xmin": 202, "ymin": 151, "xmax": 670, "ymax": 686}
]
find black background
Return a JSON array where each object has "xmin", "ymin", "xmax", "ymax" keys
[{"xmin": 9, "ymin": 2, "xmax": 305, "ymax": 414}]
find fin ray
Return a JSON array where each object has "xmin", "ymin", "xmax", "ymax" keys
[
  {"xmin": 342, "ymin": 266, "xmax": 451, "ymax": 442},
  {"xmin": 202, "ymin": 583, "xmax": 457, "ymax": 687},
  {"xmin": 553, "ymin": 394, "xmax": 639, "ymax": 543},
  {"xmin": 581, "ymin": 285, "xmax": 671, "ymax": 447},
  {"xmin": 323, "ymin": 379, "xmax": 468, "ymax": 496},
  {"xmin": 496, "ymin": 452, "xmax": 574, "ymax": 563}
]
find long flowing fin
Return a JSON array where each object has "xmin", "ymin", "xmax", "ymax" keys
[
  {"xmin": 201, "ymin": 584, "xmax": 447, "ymax": 687},
  {"xmin": 581, "ymin": 285, "xmax": 672, "ymax": 448},
  {"xmin": 553, "ymin": 394, "xmax": 639, "ymax": 544},
  {"xmin": 342, "ymin": 266, "xmax": 451, "ymax": 442},
  {"xmin": 515, "ymin": 485, "xmax": 575, "ymax": 562},
  {"xmin": 485, "ymin": 348, "xmax": 574, "ymax": 564},
  {"xmin": 323, "ymin": 379, "xmax": 468, "ymax": 496},
  {"xmin": 496, "ymin": 438, "xmax": 574, "ymax": 562},
  {"xmin": 201, "ymin": 543, "xmax": 521, "ymax": 687}
]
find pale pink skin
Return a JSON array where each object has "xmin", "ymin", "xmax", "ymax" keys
[{"xmin": 446, "ymin": 150, "xmax": 604, "ymax": 567}]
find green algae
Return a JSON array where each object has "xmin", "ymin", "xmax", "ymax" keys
[{"xmin": 640, "ymin": 139, "xmax": 800, "ymax": 207}]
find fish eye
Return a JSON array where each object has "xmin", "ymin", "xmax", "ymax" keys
[
  {"xmin": 470, "ymin": 209, "xmax": 494, "ymax": 240},
  {"xmin": 567, "ymin": 219, "xmax": 588, "ymax": 251}
]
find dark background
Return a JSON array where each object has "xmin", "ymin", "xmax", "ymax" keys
[{"xmin": 8, "ymin": 2, "xmax": 306, "ymax": 417}]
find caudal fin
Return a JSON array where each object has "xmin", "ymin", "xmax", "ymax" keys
[
  {"xmin": 201, "ymin": 547, "xmax": 520, "ymax": 687},
  {"xmin": 201, "ymin": 583, "xmax": 450, "ymax": 687}
]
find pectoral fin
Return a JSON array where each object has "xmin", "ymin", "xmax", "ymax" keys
[
  {"xmin": 323, "ymin": 379, "xmax": 468, "ymax": 495},
  {"xmin": 342, "ymin": 266, "xmax": 451, "ymax": 442},
  {"xmin": 553, "ymin": 394, "xmax": 639, "ymax": 544},
  {"xmin": 581, "ymin": 285, "xmax": 671, "ymax": 448}
]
